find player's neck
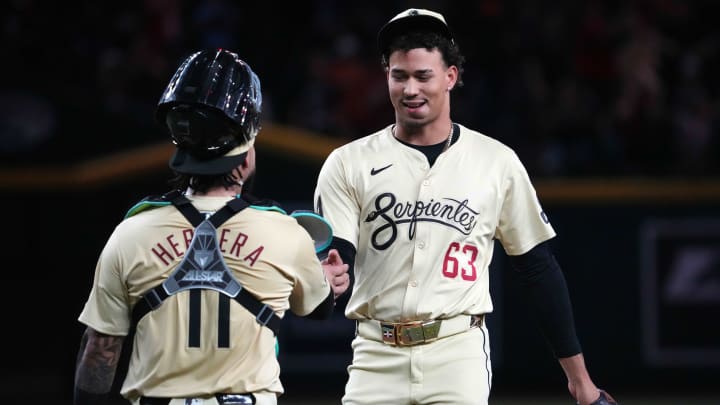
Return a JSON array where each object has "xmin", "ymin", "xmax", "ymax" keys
[
  {"xmin": 393, "ymin": 120, "xmax": 454, "ymax": 146},
  {"xmin": 187, "ymin": 185, "xmax": 242, "ymax": 197}
]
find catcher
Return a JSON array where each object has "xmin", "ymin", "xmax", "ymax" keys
[{"xmin": 73, "ymin": 49, "xmax": 349, "ymax": 405}]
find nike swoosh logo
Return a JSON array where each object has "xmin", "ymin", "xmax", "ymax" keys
[{"xmin": 371, "ymin": 164, "xmax": 393, "ymax": 176}]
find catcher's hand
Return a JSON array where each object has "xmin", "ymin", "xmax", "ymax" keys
[{"xmin": 578, "ymin": 390, "xmax": 618, "ymax": 405}]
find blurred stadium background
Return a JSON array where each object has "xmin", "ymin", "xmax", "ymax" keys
[{"xmin": 1, "ymin": 0, "xmax": 718, "ymax": 403}]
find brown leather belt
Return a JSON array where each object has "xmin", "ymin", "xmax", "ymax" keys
[{"xmin": 357, "ymin": 314, "xmax": 484, "ymax": 346}]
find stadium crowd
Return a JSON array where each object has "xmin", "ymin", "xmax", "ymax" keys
[{"xmin": 2, "ymin": 0, "xmax": 718, "ymax": 177}]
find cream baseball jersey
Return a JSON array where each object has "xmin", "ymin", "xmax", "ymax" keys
[
  {"xmin": 314, "ymin": 124, "xmax": 555, "ymax": 322},
  {"xmin": 78, "ymin": 195, "xmax": 330, "ymax": 400}
]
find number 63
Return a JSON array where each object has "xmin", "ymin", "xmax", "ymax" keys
[{"xmin": 442, "ymin": 242, "xmax": 478, "ymax": 281}]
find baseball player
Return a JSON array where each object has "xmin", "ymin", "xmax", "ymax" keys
[
  {"xmin": 73, "ymin": 49, "xmax": 350, "ymax": 405},
  {"xmin": 313, "ymin": 8, "xmax": 618, "ymax": 405}
]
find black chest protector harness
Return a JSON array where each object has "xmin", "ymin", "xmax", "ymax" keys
[{"xmin": 129, "ymin": 190, "xmax": 283, "ymax": 338}]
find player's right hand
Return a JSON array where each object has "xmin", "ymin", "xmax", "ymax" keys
[
  {"xmin": 571, "ymin": 384, "xmax": 618, "ymax": 405},
  {"xmin": 322, "ymin": 249, "xmax": 350, "ymax": 299}
]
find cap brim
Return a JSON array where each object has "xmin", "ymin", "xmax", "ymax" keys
[
  {"xmin": 169, "ymin": 148, "xmax": 248, "ymax": 175},
  {"xmin": 378, "ymin": 15, "xmax": 453, "ymax": 54}
]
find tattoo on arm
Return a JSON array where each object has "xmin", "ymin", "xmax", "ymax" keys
[{"xmin": 74, "ymin": 327, "xmax": 124, "ymax": 394}]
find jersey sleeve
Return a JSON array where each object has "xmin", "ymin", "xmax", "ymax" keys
[
  {"xmin": 313, "ymin": 148, "xmax": 359, "ymax": 248},
  {"xmin": 288, "ymin": 228, "xmax": 331, "ymax": 316},
  {"xmin": 495, "ymin": 152, "xmax": 556, "ymax": 255},
  {"xmin": 77, "ymin": 229, "xmax": 132, "ymax": 336}
]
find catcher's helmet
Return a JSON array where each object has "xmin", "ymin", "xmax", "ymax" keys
[{"xmin": 156, "ymin": 49, "xmax": 262, "ymax": 175}]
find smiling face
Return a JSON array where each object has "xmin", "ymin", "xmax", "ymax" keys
[{"xmin": 386, "ymin": 47, "xmax": 457, "ymax": 138}]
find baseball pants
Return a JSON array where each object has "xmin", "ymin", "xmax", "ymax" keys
[{"xmin": 342, "ymin": 323, "xmax": 492, "ymax": 404}]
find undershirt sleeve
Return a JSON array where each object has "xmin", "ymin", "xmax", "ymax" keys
[
  {"xmin": 507, "ymin": 240, "xmax": 582, "ymax": 358},
  {"xmin": 305, "ymin": 290, "xmax": 335, "ymax": 320}
]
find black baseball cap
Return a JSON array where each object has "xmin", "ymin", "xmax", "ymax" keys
[{"xmin": 377, "ymin": 8, "xmax": 454, "ymax": 55}]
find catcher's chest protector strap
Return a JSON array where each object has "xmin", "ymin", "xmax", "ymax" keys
[{"xmin": 130, "ymin": 190, "xmax": 282, "ymax": 336}]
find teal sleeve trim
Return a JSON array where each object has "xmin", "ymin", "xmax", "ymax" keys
[
  {"xmin": 249, "ymin": 205, "xmax": 288, "ymax": 215},
  {"xmin": 124, "ymin": 201, "xmax": 171, "ymax": 219}
]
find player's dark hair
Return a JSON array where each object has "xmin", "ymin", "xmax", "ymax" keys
[
  {"xmin": 168, "ymin": 173, "xmax": 240, "ymax": 194},
  {"xmin": 380, "ymin": 31, "xmax": 465, "ymax": 88}
]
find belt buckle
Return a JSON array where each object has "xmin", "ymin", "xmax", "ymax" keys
[
  {"xmin": 420, "ymin": 320, "xmax": 441, "ymax": 343},
  {"xmin": 380, "ymin": 320, "xmax": 443, "ymax": 346},
  {"xmin": 397, "ymin": 321, "xmax": 424, "ymax": 346}
]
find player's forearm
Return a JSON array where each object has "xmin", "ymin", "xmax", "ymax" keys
[
  {"xmin": 558, "ymin": 353, "xmax": 592, "ymax": 386},
  {"xmin": 74, "ymin": 328, "xmax": 124, "ymax": 404},
  {"xmin": 558, "ymin": 353, "xmax": 605, "ymax": 405},
  {"xmin": 74, "ymin": 387, "xmax": 110, "ymax": 405}
]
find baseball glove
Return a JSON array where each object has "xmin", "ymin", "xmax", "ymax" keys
[
  {"xmin": 579, "ymin": 390, "xmax": 618, "ymax": 405},
  {"xmin": 290, "ymin": 210, "xmax": 332, "ymax": 254}
]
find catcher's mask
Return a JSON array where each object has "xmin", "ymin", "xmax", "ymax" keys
[{"xmin": 156, "ymin": 49, "xmax": 262, "ymax": 175}]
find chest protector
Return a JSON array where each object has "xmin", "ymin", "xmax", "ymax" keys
[{"xmin": 129, "ymin": 190, "xmax": 282, "ymax": 336}]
